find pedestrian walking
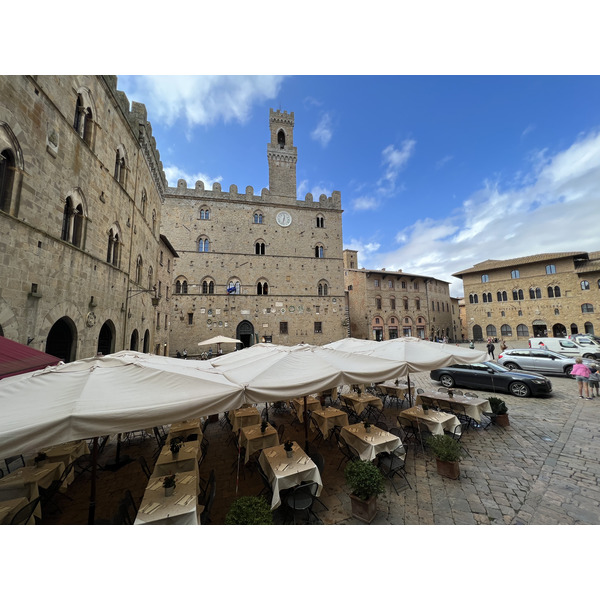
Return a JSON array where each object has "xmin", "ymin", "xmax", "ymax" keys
[
  {"xmin": 486, "ymin": 340, "xmax": 495, "ymax": 360},
  {"xmin": 588, "ymin": 365, "xmax": 600, "ymax": 398},
  {"xmin": 571, "ymin": 357, "xmax": 592, "ymax": 399},
  {"xmin": 182, "ymin": 349, "xmax": 187, "ymax": 359}
]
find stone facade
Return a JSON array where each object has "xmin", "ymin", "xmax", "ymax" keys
[
  {"xmin": 343, "ymin": 250, "xmax": 456, "ymax": 341},
  {"xmin": 0, "ymin": 75, "xmax": 170, "ymax": 360},
  {"xmin": 161, "ymin": 109, "xmax": 347, "ymax": 352},
  {"xmin": 453, "ymin": 251, "xmax": 600, "ymax": 341}
]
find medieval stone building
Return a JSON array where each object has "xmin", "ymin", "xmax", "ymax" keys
[{"xmin": 453, "ymin": 251, "xmax": 600, "ymax": 341}]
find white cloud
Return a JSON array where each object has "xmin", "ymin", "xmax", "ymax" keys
[
  {"xmin": 352, "ymin": 196, "xmax": 380, "ymax": 211},
  {"xmin": 521, "ymin": 124, "xmax": 535, "ymax": 137},
  {"xmin": 435, "ymin": 154, "xmax": 453, "ymax": 170},
  {"xmin": 377, "ymin": 139, "xmax": 416, "ymax": 195},
  {"xmin": 119, "ymin": 75, "xmax": 285, "ymax": 128},
  {"xmin": 350, "ymin": 129, "xmax": 600, "ymax": 298},
  {"xmin": 297, "ymin": 179, "xmax": 332, "ymax": 201},
  {"xmin": 310, "ymin": 113, "xmax": 333, "ymax": 147},
  {"xmin": 163, "ymin": 165, "xmax": 222, "ymax": 189},
  {"xmin": 347, "ymin": 239, "xmax": 381, "ymax": 264}
]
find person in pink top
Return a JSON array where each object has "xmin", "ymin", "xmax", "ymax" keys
[{"xmin": 571, "ymin": 357, "xmax": 592, "ymax": 399}]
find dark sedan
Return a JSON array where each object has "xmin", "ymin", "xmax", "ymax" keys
[{"xmin": 430, "ymin": 362, "xmax": 553, "ymax": 397}]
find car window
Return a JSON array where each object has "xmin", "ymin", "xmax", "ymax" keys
[
  {"xmin": 531, "ymin": 351, "xmax": 551, "ymax": 359},
  {"xmin": 559, "ymin": 341, "xmax": 578, "ymax": 348},
  {"xmin": 509, "ymin": 350, "xmax": 529, "ymax": 357}
]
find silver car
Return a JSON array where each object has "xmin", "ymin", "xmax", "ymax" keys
[{"xmin": 497, "ymin": 348, "xmax": 598, "ymax": 376}]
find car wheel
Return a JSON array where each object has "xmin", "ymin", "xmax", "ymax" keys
[
  {"xmin": 504, "ymin": 362, "xmax": 519, "ymax": 371},
  {"xmin": 583, "ymin": 353, "xmax": 595, "ymax": 359},
  {"xmin": 439, "ymin": 374, "xmax": 455, "ymax": 388},
  {"xmin": 564, "ymin": 365, "xmax": 573, "ymax": 376},
  {"xmin": 509, "ymin": 381, "xmax": 530, "ymax": 397}
]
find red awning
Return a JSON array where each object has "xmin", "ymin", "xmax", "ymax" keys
[{"xmin": 0, "ymin": 336, "xmax": 61, "ymax": 379}]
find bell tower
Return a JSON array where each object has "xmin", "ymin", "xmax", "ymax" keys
[{"xmin": 267, "ymin": 108, "xmax": 297, "ymax": 199}]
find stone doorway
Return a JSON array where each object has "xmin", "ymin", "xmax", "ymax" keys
[
  {"xmin": 45, "ymin": 317, "xmax": 77, "ymax": 362},
  {"xmin": 236, "ymin": 320, "xmax": 254, "ymax": 348}
]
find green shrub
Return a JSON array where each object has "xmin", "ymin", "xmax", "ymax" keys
[
  {"xmin": 426, "ymin": 434, "xmax": 462, "ymax": 462},
  {"xmin": 344, "ymin": 460, "xmax": 384, "ymax": 501},
  {"xmin": 487, "ymin": 396, "xmax": 508, "ymax": 415},
  {"xmin": 225, "ymin": 496, "xmax": 273, "ymax": 525}
]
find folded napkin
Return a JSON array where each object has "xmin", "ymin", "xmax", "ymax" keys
[
  {"xmin": 140, "ymin": 502, "xmax": 161, "ymax": 515},
  {"xmin": 148, "ymin": 480, "xmax": 163, "ymax": 491},
  {"xmin": 268, "ymin": 451, "xmax": 277, "ymax": 458},
  {"xmin": 176, "ymin": 494, "xmax": 194, "ymax": 506},
  {"xmin": 184, "ymin": 447, "xmax": 195, "ymax": 453},
  {"xmin": 180, "ymin": 475, "xmax": 194, "ymax": 485},
  {"xmin": 277, "ymin": 463, "xmax": 289, "ymax": 472}
]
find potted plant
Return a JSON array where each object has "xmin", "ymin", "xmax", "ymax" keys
[
  {"xmin": 447, "ymin": 389, "xmax": 454, "ymax": 399},
  {"xmin": 163, "ymin": 474, "xmax": 176, "ymax": 496},
  {"xmin": 260, "ymin": 419, "xmax": 268, "ymax": 434},
  {"xmin": 344, "ymin": 460, "xmax": 385, "ymax": 523},
  {"xmin": 363, "ymin": 420, "xmax": 371, "ymax": 432},
  {"xmin": 225, "ymin": 496, "xmax": 273, "ymax": 525},
  {"xmin": 34, "ymin": 452, "xmax": 47, "ymax": 467},
  {"xmin": 169, "ymin": 438, "xmax": 183, "ymax": 456},
  {"xmin": 421, "ymin": 403, "xmax": 430, "ymax": 415},
  {"xmin": 487, "ymin": 396, "xmax": 510, "ymax": 427},
  {"xmin": 284, "ymin": 440, "xmax": 294, "ymax": 458},
  {"xmin": 426, "ymin": 434, "xmax": 461, "ymax": 479}
]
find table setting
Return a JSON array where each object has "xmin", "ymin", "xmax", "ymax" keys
[{"xmin": 341, "ymin": 424, "xmax": 404, "ymax": 461}]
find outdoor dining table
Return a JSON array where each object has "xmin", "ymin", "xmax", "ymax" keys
[
  {"xmin": 28, "ymin": 439, "xmax": 90, "ymax": 486},
  {"xmin": 230, "ymin": 406, "xmax": 261, "ymax": 432},
  {"xmin": 0, "ymin": 496, "xmax": 30, "ymax": 525},
  {"xmin": 377, "ymin": 381, "xmax": 415, "ymax": 406},
  {"xmin": 166, "ymin": 419, "xmax": 204, "ymax": 443},
  {"xmin": 134, "ymin": 470, "xmax": 202, "ymax": 525},
  {"xmin": 258, "ymin": 442, "xmax": 323, "ymax": 510},
  {"xmin": 399, "ymin": 406, "xmax": 461, "ymax": 436},
  {"xmin": 340, "ymin": 391, "xmax": 383, "ymax": 415},
  {"xmin": 239, "ymin": 423, "xmax": 279, "ymax": 463},
  {"xmin": 0, "ymin": 462, "xmax": 64, "ymax": 519},
  {"xmin": 153, "ymin": 440, "xmax": 200, "ymax": 476},
  {"xmin": 310, "ymin": 406, "xmax": 349, "ymax": 439},
  {"xmin": 290, "ymin": 396, "xmax": 322, "ymax": 422},
  {"xmin": 340, "ymin": 424, "xmax": 404, "ymax": 462},
  {"xmin": 415, "ymin": 392, "xmax": 492, "ymax": 424}
]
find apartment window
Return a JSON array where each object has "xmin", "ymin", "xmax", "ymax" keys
[
  {"xmin": 253, "ymin": 211, "xmax": 263, "ymax": 224},
  {"xmin": 501, "ymin": 310, "xmax": 505, "ymax": 317},
  {"xmin": 200, "ymin": 207, "xmax": 210, "ymax": 220},
  {"xmin": 374, "ymin": 279, "xmax": 379, "ymax": 288},
  {"xmin": 481, "ymin": 274, "xmax": 489, "ymax": 283},
  {"xmin": 167, "ymin": 259, "xmax": 171, "ymax": 273},
  {"xmin": 432, "ymin": 301, "xmax": 435, "ymax": 311},
  {"xmin": 581, "ymin": 280, "xmax": 590, "ymax": 290},
  {"xmin": 545, "ymin": 264, "xmax": 556, "ymax": 275},
  {"xmin": 135, "ymin": 256, "xmax": 143, "ymax": 285},
  {"xmin": 280, "ymin": 322, "xmax": 288, "ymax": 334},
  {"xmin": 376, "ymin": 297, "xmax": 382, "ymax": 309},
  {"xmin": 390, "ymin": 298, "xmax": 396, "ymax": 310},
  {"xmin": 316, "ymin": 215, "xmax": 324, "ymax": 228},
  {"xmin": 582, "ymin": 303, "xmax": 594, "ymax": 313},
  {"xmin": 314, "ymin": 321, "xmax": 322, "ymax": 334},
  {"xmin": 315, "ymin": 245, "xmax": 324, "ymax": 258},
  {"xmin": 511, "ymin": 270, "xmax": 520, "ymax": 279},
  {"xmin": 255, "ymin": 241, "xmax": 266, "ymax": 255},
  {"xmin": 198, "ymin": 237, "xmax": 210, "ymax": 252},
  {"xmin": 188, "ymin": 313, "xmax": 194, "ymax": 325}
]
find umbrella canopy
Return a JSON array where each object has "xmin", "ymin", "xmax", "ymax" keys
[
  {"xmin": 324, "ymin": 337, "xmax": 488, "ymax": 373},
  {"xmin": 0, "ymin": 336, "xmax": 60, "ymax": 380},
  {"xmin": 0, "ymin": 352, "xmax": 245, "ymax": 458},
  {"xmin": 197, "ymin": 335, "xmax": 242, "ymax": 346},
  {"xmin": 210, "ymin": 343, "xmax": 406, "ymax": 403}
]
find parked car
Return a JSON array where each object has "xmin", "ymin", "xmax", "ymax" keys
[
  {"xmin": 497, "ymin": 348, "xmax": 598, "ymax": 376},
  {"xmin": 528, "ymin": 337, "xmax": 600, "ymax": 359},
  {"xmin": 567, "ymin": 334, "xmax": 600, "ymax": 350},
  {"xmin": 430, "ymin": 361, "xmax": 553, "ymax": 397}
]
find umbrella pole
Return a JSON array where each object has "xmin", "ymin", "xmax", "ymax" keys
[
  {"xmin": 87, "ymin": 436, "xmax": 98, "ymax": 524},
  {"xmin": 407, "ymin": 373, "xmax": 413, "ymax": 407},
  {"xmin": 115, "ymin": 432, "xmax": 122, "ymax": 465},
  {"xmin": 303, "ymin": 395, "xmax": 310, "ymax": 453}
]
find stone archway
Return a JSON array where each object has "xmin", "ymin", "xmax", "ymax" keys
[
  {"xmin": 130, "ymin": 329, "xmax": 139, "ymax": 351},
  {"xmin": 97, "ymin": 320, "xmax": 116, "ymax": 355},
  {"xmin": 552, "ymin": 323, "xmax": 567, "ymax": 337},
  {"xmin": 143, "ymin": 329, "xmax": 150, "ymax": 353},
  {"xmin": 46, "ymin": 316, "xmax": 77, "ymax": 363},
  {"xmin": 236, "ymin": 320, "xmax": 254, "ymax": 348},
  {"xmin": 472, "ymin": 324, "xmax": 483, "ymax": 341}
]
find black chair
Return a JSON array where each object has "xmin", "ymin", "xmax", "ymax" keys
[
  {"xmin": 5, "ymin": 455, "xmax": 25, "ymax": 473},
  {"xmin": 446, "ymin": 424, "xmax": 472, "ymax": 457},
  {"xmin": 115, "ymin": 489, "xmax": 137, "ymax": 525},
  {"xmin": 375, "ymin": 421, "xmax": 388, "ymax": 432},
  {"xmin": 9, "ymin": 496, "xmax": 41, "ymax": 525},
  {"xmin": 341, "ymin": 400, "xmax": 360, "ymax": 424},
  {"xmin": 285, "ymin": 482, "xmax": 320, "ymax": 524},
  {"xmin": 309, "ymin": 415, "xmax": 324, "ymax": 447},
  {"xmin": 397, "ymin": 417, "xmax": 419, "ymax": 446},
  {"xmin": 277, "ymin": 423, "xmax": 285, "ymax": 442},
  {"xmin": 198, "ymin": 437, "xmax": 210, "ymax": 469},
  {"xmin": 138, "ymin": 456, "xmax": 152, "ymax": 479},
  {"xmin": 0, "ymin": 467, "xmax": 3, "ymax": 479},
  {"xmin": 376, "ymin": 451, "xmax": 411, "ymax": 495},
  {"xmin": 200, "ymin": 476, "xmax": 216, "ymax": 525},
  {"xmin": 333, "ymin": 429, "xmax": 355, "ymax": 470},
  {"xmin": 201, "ymin": 418, "xmax": 210, "ymax": 433},
  {"xmin": 38, "ymin": 461, "xmax": 76, "ymax": 514},
  {"xmin": 256, "ymin": 462, "xmax": 273, "ymax": 504},
  {"xmin": 198, "ymin": 469, "xmax": 215, "ymax": 505},
  {"xmin": 307, "ymin": 452, "xmax": 328, "ymax": 511}
]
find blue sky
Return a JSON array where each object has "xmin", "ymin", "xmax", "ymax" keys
[{"xmin": 117, "ymin": 74, "xmax": 600, "ymax": 296}]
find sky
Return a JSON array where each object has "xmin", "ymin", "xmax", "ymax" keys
[{"xmin": 116, "ymin": 74, "xmax": 600, "ymax": 297}]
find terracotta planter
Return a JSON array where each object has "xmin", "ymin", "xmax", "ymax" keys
[
  {"xmin": 495, "ymin": 413, "xmax": 510, "ymax": 427},
  {"xmin": 349, "ymin": 493, "xmax": 378, "ymax": 523},
  {"xmin": 435, "ymin": 458, "xmax": 460, "ymax": 479}
]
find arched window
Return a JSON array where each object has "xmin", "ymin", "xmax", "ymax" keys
[
  {"xmin": 140, "ymin": 189, "xmax": 147, "ymax": 217},
  {"xmin": 183, "ymin": 281, "xmax": 188, "ymax": 294},
  {"xmin": 375, "ymin": 297, "xmax": 382, "ymax": 309},
  {"xmin": 255, "ymin": 241, "xmax": 266, "ymax": 255},
  {"xmin": 60, "ymin": 195, "xmax": 85, "ymax": 248},
  {"xmin": 517, "ymin": 324, "xmax": 529, "ymax": 337},
  {"xmin": 253, "ymin": 211, "xmax": 263, "ymax": 224},
  {"xmin": 553, "ymin": 286, "xmax": 561, "ymax": 298},
  {"xmin": 582, "ymin": 303, "xmax": 594, "ymax": 313},
  {"xmin": 469, "ymin": 294, "xmax": 479, "ymax": 304},
  {"xmin": 73, "ymin": 91, "xmax": 95, "ymax": 146},
  {"xmin": 585, "ymin": 322, "xmax": 595, "ymax": 335},
  {"xmin": 257, "ymin": 281, "xmax": 269, "ymax": 295},
  {"xmin": 581, "ymin": 280, "xmax": 590, "ymax": 290},
  {"xmin": 200, "ymin": 207, "xmax": 210, "ymax": 220},
  {"xmin": 511, "ymin": 270, "xmax": 520, "ymax": 279},
  {"xmin": 135, "ymin": 256, "xmax": 143, "ymax": 285},
  {"xmin": 202, "ymin": 281, "xmax": 207, "ymax": 294},
  {"xmin": 152, "ymin": 209, "xmax": 156, "ymax": 235},
  {"xmin": 530, "ymin": 287, "xmax": 541, "ymax": 299},
  {"xmin": 315, "ymin": 244, "xmax": 324, "ymax": 258},
  {"xmin": 483, "ymin": 293, "xmax": 489, "ymax": 303},
  {"xmin": 481, "ymin": 274, "xmax": 489, "ymax": 283},
  {"xmin": 546, "ymin": 264, "xmax": 556, "ymax": 275},
  {"xmin": 175, "ymin": 280, "xmax": 181, "ymax": 294},
  {"xmin": 316, "ymin": 214, "xmax": 325, "ymax": 228},
  {"xmin": 501, "ymin": 324, "xmax": 512, "ymax": 337},
  {"xmin": 318, "ymin": 281, "xmax": 329, "ymax": 296},
  {"xmin": 198, "ymin": 237, "xmax": 210, "ymax": 252},
  {"xmin": 277, "ymin": 130, "xmax": 285, "ymax": 148},
  {"xmin": 496, "ymin": 291, "xmax": 507, "ymax": 301},
  {"xmin": 0, "ymin": 148, "xmax": 17, "ymax": 214},
  {"xmin": 547, "ymin": 286, "xmax": 554, "ymax": 298},
  {"xmin": 486, "ymin": 325, "xmax": 497, "ymax": 338},
  {"xmin": 114, "ymin": 147, "xmax": 127, "ymax": 186},
  {"xmin": 106, "ymin": 226, "xmax": 120, "ymax": 267}
]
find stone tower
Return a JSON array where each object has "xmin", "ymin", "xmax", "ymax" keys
[{"xmin": 267, "ymin": 108, "xmax": 297, "ymax": 199}]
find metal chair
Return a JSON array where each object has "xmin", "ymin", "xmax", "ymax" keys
[
  {"xmin": 277, "ymin": 423, "xmax": 285, "ymax": 442},
  {"xmin": 198, "ymin": 437, "xmax": 210, "ymax": 469},
  {"xmin": 116, "ymin": 489, "xmax": 137, "ymax": 525},
  {"xmin": 446, "ymin": 424, "xmax": 471, "ymax": 457},
  {"xmin": 285, "ymin": 482, "xmax": 320, "ymax": 524},
  {"xmin": 0, "ymin": 467, "xmax": 3, "ymax": 479},
  {"xmin": 9, "ymin": 496, "xmax": 41, "ymax": 525},
  {"xmin": 376, "ymin": 451, "xmax": 411, "ymax": 494},
  {"xmin": 137, "ymin": 456, "xmax": 152, "ymax": 479},
  {"xmin": 200, "ymin": 475, "xmax": 216, "ymax": 525},
  {"xmin": 256, "ymin": 462, "xmax": 273, "ymax": 505},
  {"xmin": 5, "ymin": 455, "xmax": 25, "ymax": 473},
  {"xmin": 397, "ymin": 416, "xmax": 419, "ymax": 446},
  {"xmin": 309, "ymin": 414, "xmax": 324, "ymax": 447},
  {"xmin": 333, "ymin": 429, "xmax": 357, "ymax": 470},
  {"xmin": 464, "ymin": 392, "xmax": 479, "ymax": 398},
  {"xmin": 38, "ymin": 461, "xmax": 76, "ymax": 514},
  {"xmin": 307, "ymin": 452, "xmax": 328, "ymax": 511},
  {"xmin": 375, "ymin": 421, "xmax": 388, "ymax": 431},
  {"xmin": 198, "ymin": 469, "xmax": 215, "ymax": 505}
]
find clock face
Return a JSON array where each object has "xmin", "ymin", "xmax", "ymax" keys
[{"xmin": 276, "ymin": 211, "xmax": 292, "ymax": 227}]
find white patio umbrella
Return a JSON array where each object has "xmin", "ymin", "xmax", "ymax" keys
[{"xmin": 197, "ymin": 335, "xmax": 242, "ymax": 355}]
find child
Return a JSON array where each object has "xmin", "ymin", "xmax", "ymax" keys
[{"xmin": 589, "ymin": 365, "xmax": 600, "ymax": 398}]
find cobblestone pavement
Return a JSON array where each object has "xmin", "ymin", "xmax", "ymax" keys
[{"xmin": 35, "ymin": 342, "xmax": 599, "ymax": 526}]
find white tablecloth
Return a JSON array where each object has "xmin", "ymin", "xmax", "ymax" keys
[
  {"xmin": 310, "ymin": 407, "xmax": 349, "ymax": 438},
  {"xmin": 0, "ymin": 496, "xmax": 30, "ymax": 525},
  {"xmin": 399, "ymin": 406, "xmax": 461, "ymax": 435},
  {"xmin": 230, "ymin": 407, "xmax": 261, "ymax": 432},
  {"xmin": 258, "ymin": 443, "xmax": 323, "ymax": 510},
  {"xmin": 290, "ymin": 396, "xmax": 322, "ymax": 422},
  {"xmin": 30, "ymin": 439, "xmax": 90, "ymax": 486},
  {"xmin": 239, "ymin": 424, "xmax": 279, "ymax": 463},
  {"xmin": 166, "ymin": 419, "xmax": 204, "ymax": 443},
  {"xmin": 340, "ymin": 392, "xmax": 383, "ymax": 415},
  {"xmin": 416, "ymin": 392, "xmax": 492, "ymax": 424},
  {"xmin": 153, "ymin": 441, "xmax": 200, "ymax": 476},
  {"xmin": 134, "ymin": 470, "xmax": 201, "ymax": 525},
  {"xmin": 341, "ymin": 425, "xmax": 404, "ymax": 461}
]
